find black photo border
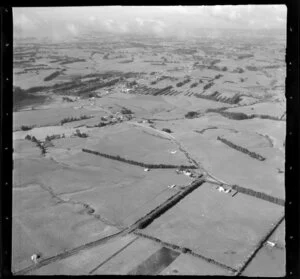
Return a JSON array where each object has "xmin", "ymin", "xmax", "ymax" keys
[{"xmin": 1, "ymin": 1, "xmax": 299, "ymax": 277}]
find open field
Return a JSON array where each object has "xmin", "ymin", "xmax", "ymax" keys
[
  {"xmin": 241, "ymin": 220, "xmax": 285, "ymax": 277},
  {"xmin": 139, "ymin": 182, "xmax": 284, "ymax": 269},
  {"xmin": 159, "ymin": 253, "xmax": 232, "ymax": 275},
  {"xmin": 13, "ymin": 23, "xmax": 286, "ymax": 275}
]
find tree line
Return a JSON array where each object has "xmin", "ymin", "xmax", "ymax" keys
[
  {"xmin": 82, "ymin": 148, "xmax": 197, "ymax": 169},
  {"xmin": 232, "ymin": 184, "xmax": 284, "ymax": 206},
  {"xmin": 217, "ymin": 136, "xmax": 266, "ymax": 161}
]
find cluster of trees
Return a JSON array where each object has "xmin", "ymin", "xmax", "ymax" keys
[
  {"xmin": 74, "ymin": 129, "xmax": 88, "ymax": 138},
  {"xmin": 62, "ymin": 96, "xmax": 74, "ymax": 102},
  {"xmin": 44, "ymin": 71, "xmax": 61, "ymax": 82},
  {"xmin": 232, "ymin": 67, "xmax": 245, "ymax": 73},
  {"xmin": 185, "ymin": 111, "xmax": 199, "ymax": 119},
  {"xmin": 94, "ymin": 122, "xmax": 107, "ymax": 128},
  {"xmin": 207, "ymin": 65, "xmax": 228, "ymax": 71},
  {"xmin": 232, "ymin": 185, "xmax": 284, "ymax": 206},
  {"xmin": 214, "ymin": 74, "xmax": 223, "ymax": 79},
  {"xmin": 20, "ymin": 125, "xmax": 34, "ymax": 131},
  {"xmin": 45, "ymin": 134, "xmax": 65, "ymax": 141},
  {"xmin": 237, "ymin": 54, "xmax": 254, "ymax": 59},
  {"xmin": 203, "ymin": 82, "xmax": 214, "ymax": 91},
  {"xmin": 121, "ymin": 107, "xmax": 133, "ymax": 115},
  {"xmin": 162, "ymin": 128, "xmax": 172, "ymax": 133},
  {"xmin": 190, "ymin": 82, "xmax": 198, "ymax": 88},
  {"xmin": 176, "ymin": 79, "xmax": 191, "ymax": 87},
  {"xmin": 217, "ymin": 136, "xmax": 266, "ymax": 161},
  {"xmin": 82, "ymin": 148, "xmax": 197, "ymax": 169},
  {"xmin": 127, "ymin": 80, "xmax": 138, "ymax": 87},
  {"xmin": 60, "ymin": 115, "xmax": 93, "ymax": 125},
  {"xmin": 25, "ymin": 135, "xmax": 48, "ymax": 155}
]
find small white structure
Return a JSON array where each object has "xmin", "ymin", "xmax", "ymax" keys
[
  {"xmin": 144, "ymin": 168, "xmax": 150, "ymax": 172},
  {"xmin": 168, "ymin": 184, "xmax": 176, "ymax": 189},
  {"xmin": 183, "ymin": 170, "xmax": 192, "ymax": 177},
  {"xmin": 217, "ymin": 186, "xmax": 231, "ymax": 194},
  {"xmin": 218, "ymin": 186, "xmax": 226, "ymax": 193},
  {"xmin": 31, "ymin": 254, "xmax": 39, "ymax": 264},
  {"xmin": 266, "ymin": 241, "xmax": 276, "ymax": 248},
  {"xmin": 170, "ymin": 150, "xmax": 177, "ymax": 154}
]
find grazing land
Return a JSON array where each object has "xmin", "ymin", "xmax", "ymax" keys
[{"xmin": 13, "ymin": 22, "xmax": 285, "ymax": 276}]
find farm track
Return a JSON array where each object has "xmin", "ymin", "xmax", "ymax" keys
[{"xmin": 130, "ymin": 122, "xmax": 285, "ymax": 204}]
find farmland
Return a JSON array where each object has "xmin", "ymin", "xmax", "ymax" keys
[{"xmin": 13, "ymin": 22, "xmax": 285, "ymax": 276}]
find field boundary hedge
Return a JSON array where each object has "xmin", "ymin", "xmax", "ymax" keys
[
  {"xmin": 134, "ymin": 231, "xmax": 236, "ymax": 273},
  {"xmin": 206, "ymin": 109, "xmax": 284, "ymax": 121},
  {"xmin": 130, "ymin": 177, "xmax": 205, "ymax": 230},
  {"xmin": 82, "ymin": 148, "xmax": 197, "ymax": 169},
  {"xmin": 231, "ymin": 184, "xmax": 284, "ymax": 206},
  {"xmin": 217, "ymin": 136, "xmax": 266, "ymax": 161}
]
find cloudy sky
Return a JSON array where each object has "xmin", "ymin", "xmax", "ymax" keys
[{"xmin": 13, "ymin": 5, "xmax": 287, "ymax": 40}]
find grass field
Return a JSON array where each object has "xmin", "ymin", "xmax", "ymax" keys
[{"xmin": 140, "ymin": 182, "xmax": 284, "ymax": 269}]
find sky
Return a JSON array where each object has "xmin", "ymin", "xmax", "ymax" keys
[{"xmin": 13, "ymin": 5, "xmax": 287, "ymax": 40}]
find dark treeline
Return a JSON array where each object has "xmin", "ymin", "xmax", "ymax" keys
[
  {"xmin": 232, "ymin": 185, "xmax": 284, "ymax": 206},
  {"xmin": 60, "ymin": 58, "xmax": 86, "ymax": 65},
  {"xmin": 195, "ymin": 92, "xmax": 242, "ymax": 104},
  {"xmin": 217, "ymin": 136, "xmax": 266, "ymax": 161},
  {"xmin": 237, "ymin": 54, "xmax": 254, "ymax": 59},
  {"xmin": 176, "ymin": 79, "xmax": 191, "ymax": 87},
  {"xmin": 44, "ymin": 71, "xmax": 61, "ymax": 82},
  {"xmin": 185, "ymin": 111, "xmax": 200, "ymax": 119},
  {"xmin": 25, "ymin": 135, "xmax": 47, "ymax": 156},
  {"xmin": 206, "ymin": 109, "xmax": 283, "ymax": 121},
  {"xmin": 20, "ymin": 125, "xmax": 35, "ymax": 131},
  {"xmin": 132, "ymin": 176, "xmax": 205, "ymax": 230},
  {"xmin": 60, "ymin": 115, "xmax": 93, "ymax": 125},
  {"xmin": 82, "ymin": 148, "xmax": 197, "ymax": 169},
  {"xmin": 152, "ymin": 86, "xmax": 173, "ymax": 96}
]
